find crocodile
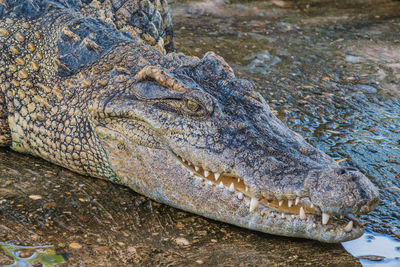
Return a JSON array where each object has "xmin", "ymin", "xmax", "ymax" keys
[{"xmin": 0, "ymin": 0, "xmax": 379, "ymax": 243}]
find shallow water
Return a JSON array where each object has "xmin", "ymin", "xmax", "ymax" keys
[
  {"xmin": 1, "ymin": 0, "xmax": 399, "ymax": 265},
  {"xmin": 343, "ymin": 232, "xmax": 400, "ymax": 266},
  {"xmin": 0, "ymin": 242, "xmax": 65, "ymax": 266}
]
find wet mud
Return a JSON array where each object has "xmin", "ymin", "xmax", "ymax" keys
[
  {"xmin": 1, "ymin": 0, "xmax": 400, "ymax": 265},
  {"xmin": 0, "ymin": 149, "xmax": 360, "ymax": 266}
]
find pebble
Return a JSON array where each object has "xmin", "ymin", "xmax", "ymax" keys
[
  {"xmin": 19, "ymin": 250, "xmax": 34, "ymax": 258},
  {"xmin": 29, "ymin": 195, "xmax": 42, "ymax": 200},
  {"xmin": 345, "ymin": 55, "xmax": 362, "ymax": 63},
  {"xmin": 69, "ymin": 242, "xmax": 82, "ymax": 249},
  {"xmin": 175, "ymin": 237, "xmax": 190, "ymax": 246},
  {"xmin": 356, "ymin": 84, "xmax": 377, "ymax": 94},
  {"xmin": 358, "ymin": 255, "xmax": 385, "ymax": 261},
  {"xmin": 127, "ymin": 246, "xmax": 137, "ymax": 254},
  {"xmin": 94, "ymin": 246, "xmax": 109, "ymax": 253}
]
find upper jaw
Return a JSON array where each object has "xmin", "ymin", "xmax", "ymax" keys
[{"xmin": 171, "ymin": 152, "xmax": 371, "ymax": 242}]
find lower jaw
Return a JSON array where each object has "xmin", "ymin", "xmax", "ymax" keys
[
  {"xmin": 152, "ymin": 175, "xmax": 363, "ymax": 243},
  {"xmin": 227, "ymin": 210, "xmax": 364, "ymax": 243},
  {"xmin": 212, "ymin": 203, "xmax": 362, "ymax": 243}
]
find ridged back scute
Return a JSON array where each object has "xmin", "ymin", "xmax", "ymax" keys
[{"xmin": 56, "ymin": 16, "xmax": 133, "ymax": 77}]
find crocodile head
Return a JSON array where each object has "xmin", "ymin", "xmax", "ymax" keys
[{"xmin": 90, "ymin": 51, "xmax": 379, "ymax": 243}]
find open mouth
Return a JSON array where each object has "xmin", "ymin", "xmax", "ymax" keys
[{"xmin": 174, "ymin": 155, "xmax": 360, "ymax": 234}]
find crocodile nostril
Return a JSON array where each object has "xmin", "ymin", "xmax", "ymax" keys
[
  {"xmin": 337, "ymin": 167, "xmax": 359, "ymax": 176},
  {"xmin": 337, "ymin": 169, "xmax": 346, "ymax": 175}
]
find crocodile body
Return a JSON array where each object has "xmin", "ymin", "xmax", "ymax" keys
[{"xmin": 0, "ymin": 0, "xmax": 379, "ymax": 243}]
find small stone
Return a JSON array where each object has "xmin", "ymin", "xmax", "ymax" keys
[
  {"xmin": 94, "ymin": 246, "xmax": 109, "ymax": 253},
  {"xmin": 19, "ymin": 250, "xmax": 34, "ymax": 258},
  {"xmin": 30, "ymin": 234, "xmax": 39, "ymax": 240},
  {"xmin": 175, "ymin": 237, "xmax": 190, "ymax": 246},
  {"xmin": 196, "ymin": 260, "xmax": 204, "ymax": 264},
  {"xmin": 127, "ymin": 246, "xmax": 137, "ymax": 254},
  {"xmin": 29, "ymin": 195, "xmax": 42, "ymax": 200},
  {"xmin": 43, "ymin": 202, "xmax": 56, "ymax": 209},
  {"xmin": 355, "ymin": 84, "xmax": 377, "ymax": 94},
  {"xmin": 69, "ymin": 242, "xmax": 82, "ymax": 249},
  {"xmin": 117, "ymin": 242, "xmax": 125, "ymax": 246},
  {"xmin": 358, "ymin": 255, "xmax": 385, "ymax": 261},
  {"xmin": 345, "ymin": 55, "xmax": 362, "ymax": 63}
]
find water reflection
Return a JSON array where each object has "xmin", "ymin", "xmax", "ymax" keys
[
  {"xmin": 0, "ymin": 242, "xmax": 65, "ymax": 267},
  {"xmin": 343, "ymin": 232, "xmax": 400, "ymax": 267}
]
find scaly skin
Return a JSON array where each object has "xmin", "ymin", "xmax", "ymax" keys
[{"xmin": 0, "ymin": 0, "xmax": 379, "ymax": 243}]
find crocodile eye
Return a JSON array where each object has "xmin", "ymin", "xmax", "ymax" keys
[{"xmin": 186, "ymin": 99, "xmax": 200, "ymax": 112}]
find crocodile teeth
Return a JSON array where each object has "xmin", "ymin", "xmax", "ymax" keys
[
  {"xmin": 237, "ymin": 192, "xmax": 243, "ymax": 200},
  {"xmin": 189, "ymin": 171, "xmax": 194, "ymax": 176},
  {"xmin": 344, "ymin": 221, "xmax": 353, "ymax": 232},
  {"xmin": 229, "ymin": 183, "xmax": 235, "ymax": 192},
  {"xmin": 214, "ymin": 173, "xmax": 220, "ymax": 180},
  {"xmin": 245, "ymin": 186, "xmax": 248, "ymax": 192},
  {"xmin": 218, "ymin": 181, "xmax": 224, "ymax": 188},
  {"xmin": 249, "ymin": 197, "xmax": 259, "ymax": 212},
  {"xmin": 238, "ymin": 178, "xmax": 241, "ymax": 182},
  {"xmin": 194, "ymin": 166, "xmax": 199, "ymax": 171},
  {"xmin": 322, "ymin": 213, "xmax": 330, "ymax": 225},
  {"xmin": 204, "ymin": 170, "xmax": 210, "ymax": 177},
  {"xmin": 295, "ymin": 197, "xmax": 300, "ymax": 206},
  {"xmin": 288, "ymin": 200, "xmax": 293, "ymax": 207},
  {"xmin": 310, "ymin": 203, "xmax": 314, "ymax": 208},
  {"xmin": 278, "ymin": 200, "xmax": 283, "ymax": 206},
  {"xmin": 281, "ymin": 213, "xmax": 285, "ymax": 218},
  {"xmin": 299, "ymin": 207, "xmax": 306, "ymax": 219}
]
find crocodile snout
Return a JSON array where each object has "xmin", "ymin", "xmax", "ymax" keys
[{"xmin": 309, "ymin": 166, "xmax": 379, "ymax": 216}]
